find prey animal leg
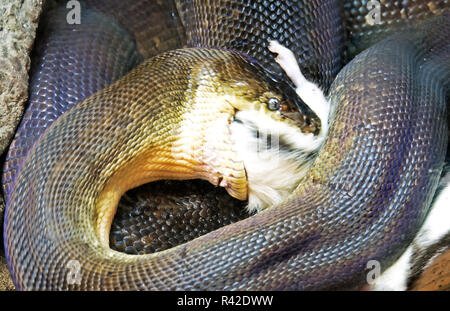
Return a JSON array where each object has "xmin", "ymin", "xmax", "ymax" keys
[{"xmin": 268, "ymin": 40, "xmax": 330, "ymax": 136}]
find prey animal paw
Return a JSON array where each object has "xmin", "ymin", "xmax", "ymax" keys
[{"xmin": 268, "ymin": 40, "xmax": 330, "ymax": 137}]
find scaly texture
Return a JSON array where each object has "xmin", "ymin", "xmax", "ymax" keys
[
  {"xmin": 343, "ymin": 0, "xmax": 450, "ymax": 59},
  {"xmin": 82, "ymin": 0, "xmax": 186, "ymax": 59},
  {"xmin": 3, "ymin": 0, "xmax": 450, "ymax": 290},
  {"xmin": 4, "ymin": 48, "xmax": 289, "ymax": 290},
  {"xmin": 111, "ymin": 180, "xmax": 247, "ymax": 255},
  {"xmin": 2, "ymin": 6, "xmax": 142, "ymax": 198},
  {"xmin": 1, "ymin": 1, "xmax": 253, "ymax": 257},
  {"xmin": 4, "ymin": 14, "xmax": 450, "ymax": 290},
  {"xmin": 176, "ymin": 0, "xmax": 344, "ymax": 92},
  {"xmin": 0, "ymin": 0, "xmax": 43, "ymax": 292}
]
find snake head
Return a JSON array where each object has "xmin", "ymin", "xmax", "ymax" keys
[
  {"xmin": 194, "ymin": 51, "xmax": 325, "ymax": 212},
  {"xmin": 95, "ymin": 48, "xmax": 325, "ymax": 236},
  {"xmin": 217, "ymin": 53, "xmax": 322, "ymax": 136}
]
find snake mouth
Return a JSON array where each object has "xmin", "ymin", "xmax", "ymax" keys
[{"xmin": 169, "ymin": 104, "xmax": 249, "ymax": 201}]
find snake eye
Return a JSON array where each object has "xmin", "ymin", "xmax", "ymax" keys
[{"xmin": 267, "ymin": 97, "xmax": 281, "ymax": 111}]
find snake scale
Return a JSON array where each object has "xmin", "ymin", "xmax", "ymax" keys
[{"xmin": 2, "ymin": 0, "xmax": 450, "ymax": 290}]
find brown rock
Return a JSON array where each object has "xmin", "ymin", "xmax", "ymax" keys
[
  {"xmin": 0, "ymin": 252, "xmax": 14, "ymax": 291},
  {"xmin": 0, "ymin": 0, "xmax": 43, "ymax": 156},
  {"xmin": 0, "ymin": 195, "xmax": 14, "ymax": 290}
]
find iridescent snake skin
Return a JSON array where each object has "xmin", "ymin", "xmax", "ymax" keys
[{"xmin": 2, "ymin": 0, "xmax": 450, "ymax": 290}]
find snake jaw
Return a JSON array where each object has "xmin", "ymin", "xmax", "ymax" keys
[{"xmin": 174, "ymin": 99, "xmax": 248, "ymax": 201}]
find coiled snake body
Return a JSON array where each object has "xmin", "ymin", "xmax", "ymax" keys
[{"xmin": 2, "ymin": 0, "xmax": 450, "ymax": 290}]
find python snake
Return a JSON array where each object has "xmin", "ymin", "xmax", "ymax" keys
[{"xmin": 2, "ymin": 0, "xmax": 450, "ymax": 290}]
